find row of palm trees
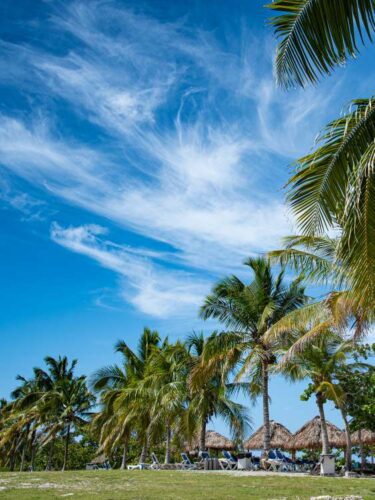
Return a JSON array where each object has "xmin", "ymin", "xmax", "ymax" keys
[
  {"xmin": 0, "ymin": 357, "xmax": 94, "ymax": 471},
  {"xmin": 0, "ymin": 257, "xmax": 370, "ymax": 471}
]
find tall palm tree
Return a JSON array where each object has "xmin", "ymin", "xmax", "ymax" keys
[
  {"xmin": 45, "ymin": 376, "xmax": 94, "ymax": 471},
  {"xmin": 143, "ymin": 340, "xmax": 190, "ymax": 464},
  {"xmin": 91, "ymin": 328, "xmax": 161, "ymax": 465},
  {"xmin": 267, "ymin": 1, "xmax": 375, "ymax": 312},
  {"xmin": 187, "ymin": 332, "xmax": 249, "ymax": 451},
  {"xmin": 277, "ymin": 332, "xmax": 353, "ymax": 468},
  {"xmin": 199, "ymin": 258, "xmax": 306, "ymax": 453},
  {"xmin": 16, "ymin": 356, "xmax": 93, "ymax": 471},
  {"xmin": 10, "ymin": 374, "xmax": 43, "ymax": 471}
]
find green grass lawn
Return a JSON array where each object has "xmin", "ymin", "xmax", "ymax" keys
[{"xmin": 0, "ymin": 470, "xmax": 374, "ymax": 499}]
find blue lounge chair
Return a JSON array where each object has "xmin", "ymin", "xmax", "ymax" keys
[
  {"xmin": 220, "ymin": 450, "xmax": 238, "ymax": 470},
  {"xmin": 179, "ymin": 453, "xmax": 197, "ymax": 470}
]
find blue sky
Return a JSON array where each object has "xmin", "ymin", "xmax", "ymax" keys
[{"xmin": 1, "ymin": 0, "xmax": 375, "ymax": 437}]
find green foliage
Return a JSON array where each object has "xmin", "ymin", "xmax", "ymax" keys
[
  {"xmin": 334, "ymin": 344, "xmax": 375, "ymax": 431},
  {"xmin": 267, "ymin": 0, "xmax": 375, "ymax": 89}
]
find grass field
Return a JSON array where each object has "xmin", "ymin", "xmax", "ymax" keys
[{"xmin": 0, "ymin": 470, "xmax": 374, "ymax": 499}]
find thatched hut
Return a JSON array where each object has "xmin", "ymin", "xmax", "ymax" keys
[
  {"xmin": 185, "ymin": 430, "xmax": 235, "ymax": 453},
  {"xmin": 291, "ymin": 416, "xmax": 345, "ymax": 450},
  {"xmin": 351, "ymin": 430, "xmax": 375, "ymax": 446},
  {"xmin": 244, "ymin": 421, "xmax": 293, "ymax": 451}
]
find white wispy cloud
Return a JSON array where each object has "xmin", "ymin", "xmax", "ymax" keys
[
  {"xmin": 0, "ymin": 1, "xmax": 343, "ymax": 316},
  {"xmin": 51, "ymin": 223, "xmax": 209, "ymax": 318}
]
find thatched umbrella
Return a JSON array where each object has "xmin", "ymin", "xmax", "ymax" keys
[
  {"xmin": 244, "ymin": 421, "xmax": 293, "ymax": 451},
  {"xmin": 291, "ymin": 416, "xmax": 345, "ymax": 450},
  {"xmin": 185, "ymin": 430, "xmax": 235, "ymax": 453},
  {"xmin": 351, "ymin": 430, "xmax": 375, "ymax": 446}
]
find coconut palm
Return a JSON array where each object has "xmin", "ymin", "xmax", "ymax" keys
[
  {"xmin": 91, "ymin": 328, "xmax": 161, "ymax": 465},
  {"xmin": 9, "ymin": 375, "xmax": 43, "ymax": 471},
  {"xmin": 143, "ymin": 340, "xmax": 191, "ymax": 464},
  {"xmin": 267, "ymin": 1, "xmax": 375, "ymax": 312},
  {"xmin": 44, "ymin": 376, "xmax": 94, "ymax": 471},
  {"xmin": 199, "ymin": 258, "xmax": 306, "ymax": 452},
  {"xmin": 187, "ymin": 332, "xmax": 250, "ymax": 451},
  {"xmin": 277, "ymin": 332, "xmax": 353, "ymax": 467}
]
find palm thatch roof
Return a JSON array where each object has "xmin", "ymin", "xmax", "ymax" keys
[
  {"xmin": 88, "ymin": 453, "xmax": 108, "ymax": 465},
  {"xmin": 185, "ymin": 430, "xmax": 235, "ymax": 451},
  {"xmin": 291, "ymin": 416, "xmax": 345, "ymax": 450},
  {"xmin": 351, "ymin": 430, "xmax": 375, "ymax": 446},
  {"xmin": 244, "ymin": 421, "xmax": 293, "ymax": 451}
]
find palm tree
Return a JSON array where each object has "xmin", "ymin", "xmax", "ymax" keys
[
  {"xmin": 187, "ymin": 332, "xmax": 249, "ymax": 451},
  {"xmin": 266, "ymin": 235, "xmax": 371, "ymax": 354},
  {"xmin": 91, "ymin": 328, "xmax": 161, "ymax": 466},
  {"xmin": 199, "ymin": 257, "xmax": 306, "ymax": 453},
  {"xmin": 277, "ymin": 332, "xmax": 352, "ymax": 467},
  {"xmin": 10, "ymin": 374, "xmax": 43, "ymax": 471},
  {"xmin": 267, "ymin": 1, "xmax": 375, "ymax": 312},
  {"xmin": 19, "ymin": 356, "xmax": 93, "ymax": 471},
  {"xmin": 46, "ymin": 376, "xmax": 94, "ymax": 471},
  {"xmin": 143, "ymin": 340, "xmax": 190, "ymax": 464}
]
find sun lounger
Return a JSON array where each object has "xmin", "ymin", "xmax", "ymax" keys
[
  {"xmin": 178, "ymin": 453, "xmax": 197, "ymax": 470},
  {"xmin": 127, "ymin": 462, "xmax": 151, "ymax": 470},
  {"xmin": 219, "ymin": 450, "xmax": 238, "ymax": 470}
]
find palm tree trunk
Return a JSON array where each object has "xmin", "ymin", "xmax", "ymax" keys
[
  {"xmin": 9, "ymin": 437, "xmax": 17, "ymax": 472},
  {"xmin": 262, "ymin": 360, "xmax": 271, "ymax": 454},
  {"xmin": 140, "ymin": 431, "xmax": 150, "ymax": 463},
  {"xmin": 316, "ymin": 392, "xmax": 330, "ymax": 455},
  {"xmin": 120, "ymin": 440, "xmax": 128, "ymax": 470},
  {"xmin": 20, "ymin": 440, "xmax": 27, "ymax": 472},
  {"xmin": 340, "ymin": 409, "xmax": 352, "ymax": 471},
  {"xmin": 62, "ymin": 423, "xmax": 71, "ymax": 472},
  {"xmin": 199, "ymin": 416, "xmax": 207, "ymax": 451},
  {"xmin": 359, "ymin": 430, "xmax": 366, "ymax": 472},
  {"xmin": 45, "ymin": 439, "xmax": 54, "ymax": 471},
  {"xmin": 9, "ymin": 433, "xmax": 19, "ymax": 472},
  {"xmin": 164, "ymin": 424, "xmax": 172, "ymax": 464}
]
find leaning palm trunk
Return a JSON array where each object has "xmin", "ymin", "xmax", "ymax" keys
[
  {"xmin": 164, "ymin": 425, "xmax": 172, "ymax": 464},
  {"xmin": 316, "ymin": 392, "xmax": 330, "ymax": 455},
  {"xmin": 19, "ymin": 439, "xmax": 27, "ymax": 472},
  {"xmin": 120, "ymin": 440, "xmax": 128, "ymax": 470},
  {"xmin": 20, "ymin": 424, "xmax": 30, "ymax": 472},
  {"xmin": 139, "ymin": 431, "xmax": 150, "ymax": 463},
  {"xmin": 45, "ymin": 439, "xmax": 54, "ymax": 471},
  {"xmin": 262, "ymin": 360, "xmax": 271, "ymax": 453},
  {"xmin": 340, "ymin": 409, "xmax": 352, "ymax": 471},
  {"xmin": 62, "ymin": 423, "xmax": 71, "ymax": 472},
  {"xmin": 199, "ymin": 417, "xmax": 207, "ymax": 451}
]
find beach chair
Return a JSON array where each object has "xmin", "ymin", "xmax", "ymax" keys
[
  {"xmin": 178, "ymin": 453, "xmax": 197, "ymax": 470},
  {"xmin": 275, "ymin": 449, "xmax": 294, "ymax": 471},
  {"xmin": 151, "ymin": 452, "xmax": 162, "ymax": 470},
  {"xmin": 261, "ymin": 450, "xmax": 283, "ymax": 472},
  {"xmin": 151, "ymin": 452, "xmax": 176, "ymax": 470},
  {"xmin": 252, "ymin": 456, "xmax": 261, "ymax": 470},
  {"xmin": 195, "ymin": 450, "xmax": 210, "ymax": 470},
  {"xmin": 220, "ymin": 450, "xmax": 238, "ymax": 470},
  {"xmin": 127, "ymin": 462, "xmax": 151, "ymax": 470}
]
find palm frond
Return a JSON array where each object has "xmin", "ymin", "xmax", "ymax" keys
[
  {"xmin": 288, "ymin": 97, "xmax": 375, "ymax": 235},
  {"xmin": 267, "ymin": 0, "xmax": 375, "ymax": 88}
]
